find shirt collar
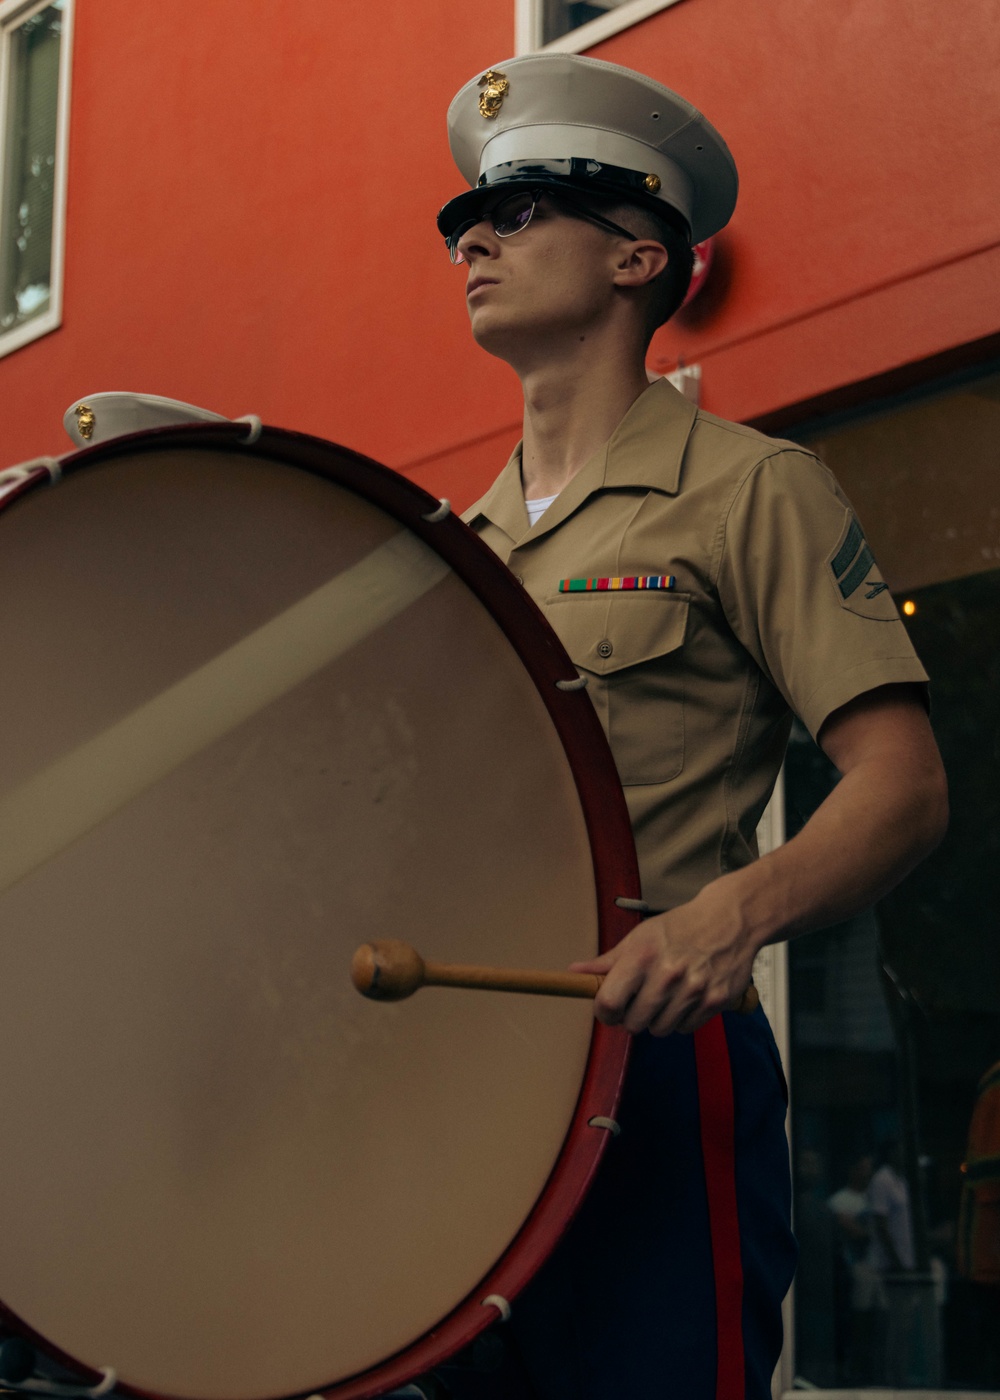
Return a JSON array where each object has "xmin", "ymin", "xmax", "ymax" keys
[{"xmin": 465, "ymin": 379, "xmax": 697, "ymax": 546}]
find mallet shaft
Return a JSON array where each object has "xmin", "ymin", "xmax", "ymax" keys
[
  {"xmin": 422, "ymin": 961, "xmax": 601, "ymax": 998},
  {"xmin": 350, "ymin": 940, "xmax": 759, "ymax": 1014}
]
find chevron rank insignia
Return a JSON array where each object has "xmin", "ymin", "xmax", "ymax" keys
[{"xmin": 828, "ymin": 515, "xmax": 897, "ymax": 617}]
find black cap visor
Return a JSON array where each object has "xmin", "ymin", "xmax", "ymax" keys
[{"xmin": 436, "ymin": 157, "xmax": 691, "ymax": 246}]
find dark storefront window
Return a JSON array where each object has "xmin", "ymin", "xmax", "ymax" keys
[
  {"xmin": 539, "ymin": 0, "xmax": 632, "ymax": 44},
  {"xmin": 0, "ymin": 0, "xmax": 66, "ymax": 349},
  {"xmin": 786, "ymin": 369, "xmax": 1000, "ymax": 1389}
]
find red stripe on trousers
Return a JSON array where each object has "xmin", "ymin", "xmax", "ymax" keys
[{"xmin": 694, "ymin": 1017, "xmax": 745, "ymax": 1400}]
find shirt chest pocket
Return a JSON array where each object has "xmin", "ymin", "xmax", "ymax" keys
[{"xmin": 543, "ymin": 593, "xmax": 690, "ymax": 786}]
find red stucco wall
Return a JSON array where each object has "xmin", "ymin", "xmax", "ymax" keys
[
  {"xmin": 3, "ymin": 0, "xmax": 999, "ymax": 510},
  {"xmin": 1, "ymin": 0, "xmax": 519, "ymax": 471},
  {"xmin": 618, "ymin": 0, "xmax": 1000, "ymax": 422}
]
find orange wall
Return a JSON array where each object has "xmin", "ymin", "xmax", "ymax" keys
[
  {"xmin": 2, "ymin": 0, "xmax": 520, "ymax": 472},
  {"xmin": 3, "ymin": 0, "xmax": 999, "ymax": 512},
  {"xmin": 619, "ymin": 0, "xmax": 1000, "ymax": 423}
]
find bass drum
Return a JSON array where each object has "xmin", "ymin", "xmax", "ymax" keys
[{"xmin": 0, "ymin": 424, "xmax": 637, "ymax": 1400}]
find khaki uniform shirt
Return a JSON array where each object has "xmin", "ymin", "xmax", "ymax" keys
[{"xmin": 463, "ymin": 380, "xmax": 928, "ymax": 912}]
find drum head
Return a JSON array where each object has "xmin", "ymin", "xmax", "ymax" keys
[{"xmin": 0, "ymin": 426, "xmax": 636, "ymax": 1400}]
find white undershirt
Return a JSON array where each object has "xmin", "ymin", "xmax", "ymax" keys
[{"xmin": 525, "ymin": 493, "xmax": 559, "ymax": 527}]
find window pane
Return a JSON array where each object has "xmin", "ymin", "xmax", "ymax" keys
[
  {"xmin": 1, "ymin": 1, "xmax": 64, "ymax": 335},
  {"xmin": 787, "ymin": 565, "xmax": 1000, "ymax": 1389},
  {"xmin": 541, "ymin": 0, "xmax": 632, "ymax": 45}
]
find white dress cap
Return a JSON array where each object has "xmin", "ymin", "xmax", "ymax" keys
[
  {"xmin": 63, "ymin": 391, "xmax": 230, "ymax": 449},
  {"xmin": 441, "ymin": 53, "xmax": 737, "ymax": 246}
]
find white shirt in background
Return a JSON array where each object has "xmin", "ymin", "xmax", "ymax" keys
[{"xmin": 867, "ymin": 1164, "xmax": 915, "ymax": 1270}]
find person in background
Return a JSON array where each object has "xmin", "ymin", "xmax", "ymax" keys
[
  {"xmin": 794, "ymin": 1147, "xmax": 837, "ymax": 1385},
  {"xmin": 868, "ymin": 1139, "xmax": 915, "ymax": 1275},
  {"xmin": 828, "ymin": 1152, "xmax": 879, "ymax": 1382}
]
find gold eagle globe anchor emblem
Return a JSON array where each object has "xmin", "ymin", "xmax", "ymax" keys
[
  {"xmin": 478, "ymin": 69, "xmax": 509, "ymax": 120},
  {"xmin": 74, "ymin": 403, "xmax": 96, "ymax": 441}
]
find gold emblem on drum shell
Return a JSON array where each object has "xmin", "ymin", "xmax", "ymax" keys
[
  {"xmin": 478, "ymin": 69, "xmax": 509, "ymax": 120},
  {"xmin": 75, "ymin": 404, "xmax": 96, "ymax": 440}
]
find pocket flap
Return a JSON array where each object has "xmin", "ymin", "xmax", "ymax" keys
[{"xmin": 545, "ymin": 592, "xmax": 690, "ymax": 675}]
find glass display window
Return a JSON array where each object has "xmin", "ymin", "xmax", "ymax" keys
[{"xmin": 780, "ymin": 366, "xmax": 1000, "ymax": 1392}]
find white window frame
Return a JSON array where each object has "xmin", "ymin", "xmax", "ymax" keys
[
  {"xmin": 515, "ymin": 0, "xmax": 688, "ymax": 55},
  {"xmin": 0, "ymin": 0, "xmax": 73, "ymax": 360},
  {"xmin": 753, "ymin": 772, "xmax": 796, "ymax": 1398}
]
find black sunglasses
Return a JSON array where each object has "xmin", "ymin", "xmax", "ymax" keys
[{"xmin": 448, "ymin": 189, "xmax": 638, "ymax": 265}]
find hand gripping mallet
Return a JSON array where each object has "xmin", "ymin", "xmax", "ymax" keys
[{"xmin": 351, "ymin": 939, "xmax": 759, "ymax": 1013}]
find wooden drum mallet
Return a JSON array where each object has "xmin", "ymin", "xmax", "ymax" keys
[{"xmin": 351, "ymin": 939, "xmax": 759, "ymax": 1014}]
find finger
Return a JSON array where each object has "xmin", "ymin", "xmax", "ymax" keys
[
  {"xmin": 617, "ymin": 969, "xmax": 692, "ymax": 1035},
  {"xmin": 648, "ymin": 1000, "xmax": 700, "ymax": 1037},
  {"xmin": 666, "ymin": 1008, "xmax": 710, "ymax": 1037},
  {"xmin": 654, "ymin": 987, "xmax": 730, "ymax": 1037},
  {"xmin": 568, "ymin": 953, "xmax": 616, "ymax": 975},
  {"xmin": 592, "ymin": 962, "xmax": 646, "ymax": 1025}
]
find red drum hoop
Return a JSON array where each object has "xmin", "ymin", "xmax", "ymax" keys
[{"xmin": 0, "ymin": 423, "xmax": 639, "ymax": 1400}]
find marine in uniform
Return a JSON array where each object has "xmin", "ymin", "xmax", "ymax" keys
[{"xmin": 433, "ymin": 54, "xmax": 947, "ymax": 1398}]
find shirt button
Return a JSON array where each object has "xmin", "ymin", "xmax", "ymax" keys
[{"xmin": 597, "ymin": 638, "xmax": 613, "ymax": 659}]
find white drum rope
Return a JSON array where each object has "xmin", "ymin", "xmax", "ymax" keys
[
  {"xmin": 233, "ymin": 414, "xmax": 263, "ymax": 443},
  {"xmin": 0, "ymin": 530, "xmax": 449, "ymax": 898},
  {"xmin": 0, "ymin": 459, "xmax": 61, "ymax": 507},
  {"xmin": 587, "ymin": 1115, "xmax": 622, "ymax": 1137},
  {"xmin": 614, "ymin": 896, "xmax": 651, "ymax": 913},
  {"xmin": 480, "ymin": 1294, "xmax": 512, "ymax": 1322},
  {"xmin": 8, "ymin": 1369, "xmax": 116, "ymax": 1398},
  {"xmin": 421, "ymin": 497, "xmax": 451, "ymax": 523}
]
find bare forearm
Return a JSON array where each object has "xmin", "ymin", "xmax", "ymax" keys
[
  {"xmin": 726, "ymin": 735, "xmax": 947, "ymax": 952},
  {"xmin": 576, "ymin": 686, "xmax": 947, "ymax": 1036}
]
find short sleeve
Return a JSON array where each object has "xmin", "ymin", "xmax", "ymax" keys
[{"xmin": 716, "ymin": 449, "xmax": 928, "ymax": 739}]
